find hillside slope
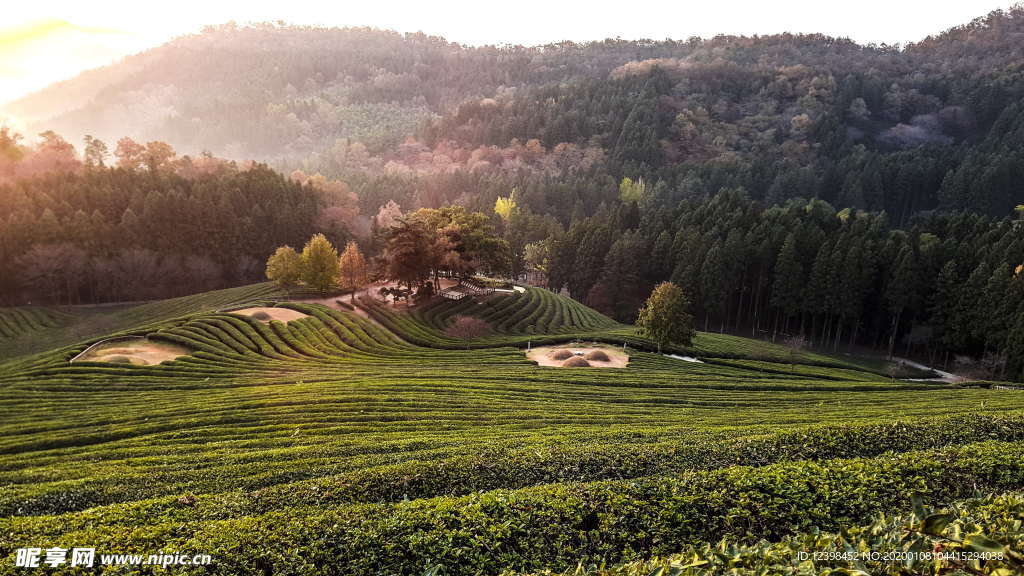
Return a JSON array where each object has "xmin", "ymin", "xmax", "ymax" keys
[
  {"xmin": 5, "ymin": 6, "xmax": 1024, "ymax": 170},
  {"xmin": 0, "ymin": 283, "xmax": 282, "ymax": 364},
  {"xmin": 1, "ymin": 284, "xmax": 1023, "ymax": 574}
]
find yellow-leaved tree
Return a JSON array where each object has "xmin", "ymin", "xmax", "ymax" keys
[
  {"xmin": 494, "ymin": 190, "xmax": 518, "ymax": 221},
  {"xmin": 265, "ymin": 246, "xmax": 302, "ymax": 289},
  {"xmin": 300, "ymin": 234, "xmax": 340, "ymax": 295}
]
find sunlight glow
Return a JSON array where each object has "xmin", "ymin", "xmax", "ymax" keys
[{"xmin": 0, "ymin": 19, "xmax": 140, "ymax": 105}]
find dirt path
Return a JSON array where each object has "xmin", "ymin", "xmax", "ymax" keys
[{"xmin": 893, "ymin": 357, "xmax": 967, "ymax": 383}]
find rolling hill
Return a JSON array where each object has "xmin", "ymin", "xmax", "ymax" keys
[
  {"xmin": 5, "ymin": 6, "xmax": 1024, "ymax": 173},
  {"xmin": 1, "ymin": 285, "xmax": 1023, "ymax": 574}
]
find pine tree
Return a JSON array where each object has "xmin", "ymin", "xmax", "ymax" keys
[
  {"xmin": 385, "ymin": 219, "xmax": 435, "ymax": 290},
  {"xmin": 700, "ymin": 240, "xmax": 728, "ymax": 332},
  {"xmin": 649, "ymin": 230, "xmax": 673, "ymax": 282},
  {"xmin": 596, "ymin": 231, "xmax": 646, "ymax": 321},
  {"xmin": 771, "ymin": 233, "xmax": 803, "ymax": 336},
  {"xmin": 1006, "ymin": 310, "xmax": 1024, "ymax": 381},
  {"xmin": 806, "ymin": 241, "xmax": 833, "ymax": 344},
  {"xmin": 959, "ymin": 261, "xmax": 991, "ymax": 353},
  {"xmin": 930, "ymin": 260, "xmax": 960, "ymax": 364},
  {"xmin": 980, "ymin": 263, "xmax": 1012, "ymax": 353},
  {"xmin": 885, "ymin": 245, "xmax": 918, "ymax": 358}
]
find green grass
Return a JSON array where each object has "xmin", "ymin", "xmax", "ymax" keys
[{"xmin": 0, "ymin": 284, "xmax": 1021, "ymax": 575}]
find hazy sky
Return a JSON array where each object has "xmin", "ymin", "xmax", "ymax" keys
[{"xmin": 0, "ymin": 0, "xmax": 1014, "ymax": 105}]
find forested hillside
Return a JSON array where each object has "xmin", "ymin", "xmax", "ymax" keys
[
  {"xmin": 5, "ymin": 8, "xmax": 1024, "ymax": 217},
  {"xmin": 0, "ymin": 134, "xmax": 356, "ymax": 303},
  {"xmin": 3, "ymin": 6, "xmax": 1024, "ymax": 378}
]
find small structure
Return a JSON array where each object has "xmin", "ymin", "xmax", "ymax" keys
[{"xmin": 438, "ymin": 278, "xmax": 495, "ymax": 301}]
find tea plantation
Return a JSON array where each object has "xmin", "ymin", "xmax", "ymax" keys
[{"xmin": 1, "ymin": 284, "xmax": 1023, "ymax": 575}]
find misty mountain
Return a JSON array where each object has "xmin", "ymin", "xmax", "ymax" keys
[
  {"xmin": 3, "ymin": 7, "xmax": 1021, "ymax": 163},
  {"xmin": 3, "ymin": 7, "xmax": 1024, "ymax": 223}
]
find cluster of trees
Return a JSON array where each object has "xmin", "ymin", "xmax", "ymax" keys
[
  {"xmin": 266, "ymin": 234, "xmax": 368, "ymax": 297},
  {"xmin": 266, "ymin": 205, "xmax": 508, "ymax": 299},
  {"xmin": 7, "ymin": 8, "xmax": 1024, "ymax": 381},
  {"xmin": 415, "ymin": 46, "xmax": 1024, "ymax": 222},
  {"xmin": 241, "ymin": 6, "xmax": 1024, "ymax": 226},
  {"xmin": 380, "ymin": 206, "xmax": 509, "ymax": 292},
  {"xmin": 544, "ymin": 187, "xmax": 1024, "ymax": 378}
]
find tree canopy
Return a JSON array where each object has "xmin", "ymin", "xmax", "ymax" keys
[{"xmin": 636, "ymin": 282, "xmax": 695, "ymax": 351}]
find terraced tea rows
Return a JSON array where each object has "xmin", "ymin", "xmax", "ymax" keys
[
  {"xmin": 0, "ymin": 308, "xmax": 71, "ymax": 340},
  {"xmin": 1, "ymin": 284, "xmax": 1022, "ymax": 575},
  {"xmin": 411, "ymin": 286, "xmax": 619, "ymax": 335},
  {"xmin": 0, "ymin": 283, "xmax": 284, "ymax": 364}
]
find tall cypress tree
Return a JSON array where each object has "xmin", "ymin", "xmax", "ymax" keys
[
  {"xmin": 930, "ymin": 260, "xmax": 960, "ymax": 366},
  {"xmin": 885, "ymin": 245, "xmax": 918, "ymax": 358},
  {"xmin": 771, "ymin": 233, "xmax": 804, "ymax": 336},
  {"xmin": 806, "ymin": 241, "xmax": 833, "ymax": 344},
  {"xmin": 700, "ymin": 239, "xmax": 728, "ymax": 332}
]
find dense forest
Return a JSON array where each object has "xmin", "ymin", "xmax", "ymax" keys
[
  {"xmin": 0, "ymin": 131, "xmax": 355, "ymax": 303},
  {"xmin": 3, "ymin": 6, "xmax": 1024, "ymax": 378}
]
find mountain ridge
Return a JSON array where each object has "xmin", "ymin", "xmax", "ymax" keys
[{"xmin": 5, "ymin": 7, "xmax": 1022, "ymax": 161}]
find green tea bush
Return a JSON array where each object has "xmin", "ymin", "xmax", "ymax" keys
[
  {"xmin": 158, "ymin": 441, "xmax": 1024, "ymax": 576},
  {"xmin": 518, "ymin": 491, "xmax": 1024, "ymax": 576}
]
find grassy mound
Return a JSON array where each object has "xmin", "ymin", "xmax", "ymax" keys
[
  {"xmin": 549, "ymin": 349, "xmax": 574, "ymax": 360},
  {"xmin": 585, "ymin": 350, "xmax": 610, "ymax": 361},
  {"xmin": 563, "ymin": 356, "xmax": 591, "ymax": 367}
]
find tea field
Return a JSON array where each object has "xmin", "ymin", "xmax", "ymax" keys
[{"xmin": 1, "ymin": 284, "xmax": 1023, "ymax": 575}]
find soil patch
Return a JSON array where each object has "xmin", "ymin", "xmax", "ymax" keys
[
  {"xmin": 527, "ymin": 343, "xmax": 629, "ymax": 368},
  {"xmin": 75, "ymin": 338, "xmax": 190, "ymax": 366},
  {"xmin": 232, "ymin": 307, "xmax": 309, "ymax": 323}
]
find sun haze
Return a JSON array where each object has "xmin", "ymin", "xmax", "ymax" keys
[{"xmin": 0, "ymin": 19, "xmax": 143, "ymax": 106}]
